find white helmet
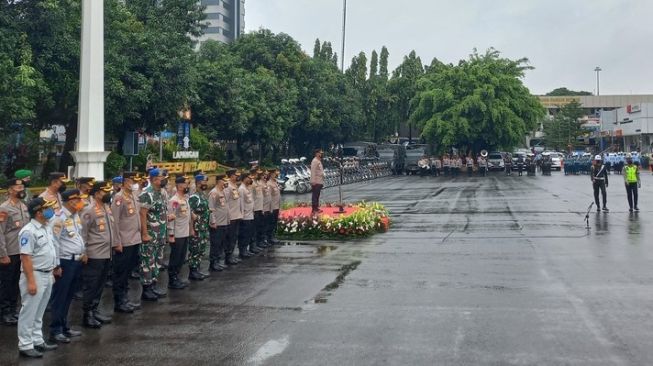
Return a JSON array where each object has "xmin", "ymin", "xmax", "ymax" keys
[
  {"xmin": 594, "ymin": 155, "xmax": 602, "ymax": 161},
  {"xmin": 626, "ymin": 153, "xmax": 632, "ymax": 159}
]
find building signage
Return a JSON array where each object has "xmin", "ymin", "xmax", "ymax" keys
[
  {"xmin": 173, "ymin": 151, "xmax": 199, "ymax": 159},
  {"xmin": 627, "ymin": 104, "xmax": 641, "ymax": 113}
]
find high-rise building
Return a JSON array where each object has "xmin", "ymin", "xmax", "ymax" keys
[{"xmin": 198, "ymin": 0, "xmax": 245, "ymax": 44}]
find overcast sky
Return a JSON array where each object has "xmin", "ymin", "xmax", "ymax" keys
[{"xmin": 245, "ymin": 0, "xmax": 653, "ymax": 95}]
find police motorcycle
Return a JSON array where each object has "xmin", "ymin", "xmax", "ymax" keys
[
  {"xmin": 291, "ymin": 158, "xmax": 311, "ymax": 193},
  {"xmin": 278, "ymin": 159, "xmax": 310, "ymax": 194}
]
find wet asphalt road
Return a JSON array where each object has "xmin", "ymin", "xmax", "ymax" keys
[{"xmin": 2, "ymin": 170, "xmax": 653, "ymax": 365}]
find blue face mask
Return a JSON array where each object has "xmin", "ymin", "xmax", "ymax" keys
[{"xmin": 42, "ymin": 208, "xmax": 55, "ymax": 220}]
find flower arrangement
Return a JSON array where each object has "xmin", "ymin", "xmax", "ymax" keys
[{"xmin": 277, "ymin": 201, "xmax": 390, "ymax": 240}]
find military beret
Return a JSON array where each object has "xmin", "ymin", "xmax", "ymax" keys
[
  {"xmin": 14, "ymin": 169, "xmax": 33, "ymax": 180},
  {"xmin": 149, "ymin": 168, "xmax": 161, "ymax": 178},
  {"xmin": 62, "ymin": 189, "xmax": 88, "ymax": 202},
  {"xmin": 112, "ymin": 176, "xmax": 123, "ymax": 184},
  {"xmin": 195, "ymin": 174, "xmax": 207, "ymax": 182}
]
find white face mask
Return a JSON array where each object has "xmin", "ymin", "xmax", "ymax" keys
[{"xmin": 131, "ymin": 184, "xmax": 140, "ymax": 192}]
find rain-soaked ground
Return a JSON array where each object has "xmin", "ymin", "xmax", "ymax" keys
[{"xmin": 2, "ymin": 171, "xmax": 653, "ymax": 365}]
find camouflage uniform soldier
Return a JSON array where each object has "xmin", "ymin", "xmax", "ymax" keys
[
  {"xmin": 138, "ymin": 169, "xmax": 168, "ymax": 301},
  {"xmin": 188, "ymin": 174, "xmax": 210, "ymax": 281}
]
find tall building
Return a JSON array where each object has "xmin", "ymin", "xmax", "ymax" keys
[{"xmin": 198, "ymin": 0, "xmax": 245, "ymax": 44}]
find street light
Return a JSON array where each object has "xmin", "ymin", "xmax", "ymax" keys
[
  {"xmin": 340, "ymin": 0, "xmax": 347, "ymax": 73},
  {"xmin": 594, "ymin": 66, "xmax": 602, "ymax": 96}
]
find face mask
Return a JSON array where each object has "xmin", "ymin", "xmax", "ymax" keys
[
  {"xmin": 101, "ymin": 194, "xmax": 112, "ymax": 204},
  {"xmin": 160, "ymin": 179, "xmax": 168, "ymax": 188},
  {"xmin": 141, "ymin": 181, "xmax": 149, "ymax": 188},
  {"xmin": 16, "ymin": 191, "xmax": 26, "ymax": 200},
  {"xmin": 58, "ymin": 184, "xmax": 66, "ymax": 194},
  {"xmin": 43, "ymin": 208, "xmax": 55, "ymax": 220},
  {"xmin": 200, "ymin": 184, "xmax": 208, "ymax": 191},
  {"xmin": 183, "ymin": 187, "xmax": 190, "ymax": 194},
  {"xmin": 22, "ymin": 181, "xmax": 30, "ymax": 188},
  {"xmin": 115, "ymin": 187, "xmax": 121, "ymax": 193},
  {"xmin": 131, "ymin": 184, "xmax": 140, "ymax": 192}
]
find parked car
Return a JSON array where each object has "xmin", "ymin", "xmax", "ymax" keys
[
  {"xmin": 487, "ymin": 152, "xmax": 505, "ymax": 171},
  {"xmin": 377, "ymin": 144, "xmax": 406, "ymax": 175},
  {"xmin": 543, "ymin": 151, "xmax": 564, "ymax": 171},
  {"xmin": 405, "ymin": 144, "xmax": 427, "ymax": 175},
  {"xmin": 342, "ymin": 142, "xmax": 378, "ymax": 158}
]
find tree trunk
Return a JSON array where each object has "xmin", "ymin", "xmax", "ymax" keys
[{"xmin": 59, "ymin": 117, "xmax": 78, "ymax": 174}]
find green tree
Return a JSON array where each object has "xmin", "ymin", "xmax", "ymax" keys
[
  {"xmin": 543, "ymin": 100, "xmax": 584, "ymax": 151},
  {"xmin": 388, "ymin": 50, "xmax": 424, "ymax": 140},
  {"xmin": 411, "ymin": 48, "xmax": 545, "ymax": 152},
  {"xmin": 545, "ymin": 87, "xmax": 592, "ymax": 96},
  {"xmin": 379, "ymin": 46, "xmax": 389, "ymax": 80}
]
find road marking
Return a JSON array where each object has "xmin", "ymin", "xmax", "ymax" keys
[{"xmin": 248, "ymin": 335, "xmax": 290, "ymax": 365}]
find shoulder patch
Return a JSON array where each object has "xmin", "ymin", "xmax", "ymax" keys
[{"xmin": 20, "ymin": 235, "xmax": 29, "ymax": 247}]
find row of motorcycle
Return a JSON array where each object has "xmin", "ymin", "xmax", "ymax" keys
[{"xmin": 278, "ymin": 157, "xmax": 393, "ymax": 194}]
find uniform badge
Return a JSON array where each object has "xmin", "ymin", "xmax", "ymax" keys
[
  {"xmin": 15, "ymin": 221, "xmax": 21, "ymax": 228},
  {"xmin": 0, "ymin": 212, "xmax": 6, "ymax": 222},
  {"xmin": 99, "ymin": 224, "xmax": 105, "ymax": 232},
  {"xmin": 20, "ymin": 236, "xmax": 28, "ymax": 247},
  {"xmin": 128, "ymin": 208, "xmax": 134, "ymax": 215},
  {"xmin": 116, "ymin": 200, "xmax": 122, "ymax": 206}
]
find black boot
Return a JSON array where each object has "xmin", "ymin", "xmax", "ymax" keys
[
  {"xmin": 151, "ymin": 284, "xmax": 168, "ymax": 298},
  {"xmin": 83, "ymin": 311, "xmax": 102, "ymax": 329},
  {"xmin": 188, "ymin": 268, "xmax": 207, "ymax": 281},
  {"xmin": 209, "ymin": 261, "xmax": 223, "ymax": 272},
  {"xmin": 141, "ymin": 285, "xmax": 158, "ymax": 302},
  {"xmin": 93, "ymin": 310, "xmax": 112, "ymax": 324},
  {"xmin": 114, "ymin": 299, "xmax": 134, "ymax": 313},
  {"xmin": 225, "ymin": 255, "xmax": 239, "ymax": 265},
  {"xmin": 2, "ymin": 313, "xmax": 17, "ymax": 326},
  {"xmin": 167, "ymin": 273, "xmax": 187, "ymax": 290}
]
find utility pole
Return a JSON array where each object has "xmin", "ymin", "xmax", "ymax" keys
[{"xmin": 340, "ymin": 0, "xmax": 347, "ymax": 73}]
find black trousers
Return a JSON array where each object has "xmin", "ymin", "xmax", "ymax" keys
[
  {"xmin": 0, "ymin": 254, "xmax": 21, "ymax": 315},
  {"xmin": 593, "ymin": 181, "xmax": 607, "ymax": 208},
  {"xmin": 50, "ymin": 258, "xmax": 82, "ymax": 335},
  {"xmin": 82, "ymin": 258, "xmax": 110, "ymax": 312},
  {"xmin": 253, "ymin": 211, "xmax": 264, "ymax": 247},
  {"xmin": 626, "ymin": 182, "xmax": 638, "ymax": 209},
  {"xmin": 168, "ymin": 237, "xmax": 189, "ymax": 277},
  {"xmin": 112, "ymin": 244, "xmax": 140, "ymax": 304},
  {"xmin": 311, "ymin": 184, "xmax": 323, "ymax": 211},
  {"xmin": 209, "ymin": 226, "xmax": 228, "ymax": 261},
  {"xmin": 266, "ymin": 210, "xmax": 279, "ymax": 241},
  {"xmin": 226, "ymin": 219, "xmax": 240, "ymax": 256},
  {"xmin": 238, "ymin": 220, "xmax": 253, "ymax": 253}
]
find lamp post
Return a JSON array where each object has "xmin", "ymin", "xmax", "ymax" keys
[
  {"xmin": 594, "ymin": 66, "xmax": 602, "ymax": 96},
  {"xmin": 340, "ymin": 0, "xmax": 347, "ymax": 73}
]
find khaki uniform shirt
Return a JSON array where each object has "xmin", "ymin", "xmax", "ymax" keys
[
  {"xmin": 253, "ymin": 180, "xmax": 264, "ymax": 212},
  {"xmin": 0, "ymin": 199, "xmax": 30, "ymax": 257},
  {"xmin": 262, "ymin": 181, "xmax": 272, "ymax": 213},
  {"xmin": 310, "ymin": 158, "xmax": 324, "ymax": 185},
  {"xmin": 208, "ymin": 186, "xmax": 229, "ymax": 227},
  {"xmin": 239, "ymin": 185, "xmax": 254, "ymax": 221},
  {"xmin": 111, "ymin": 190, "xmax": 141, "ymax": 247},
  {"xmin": 225, "ymin": 182, "xmax": 243, "ymax": 221},
  {"xmin": 269, "ymin": 180, "xmax": 281, "ymax": 211},
  {"xmin": 81, "ymin": 201, "xmax": 119, "ymax": 259},
  {"xmin": 168, "ymin": 193, "xmax": 191, "ymax": 239}
]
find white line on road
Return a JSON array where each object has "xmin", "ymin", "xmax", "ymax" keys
[{"xmin": 248, "ymin": 335, "xmax": 290, "ymax": 366}]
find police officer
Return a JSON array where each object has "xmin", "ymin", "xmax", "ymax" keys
[
  {"xmin": 268, "ymin": 169, "xmax": 281, "ymax": 245},
  {"xmin": 111, "ymin": 176, "xmax": 123, "ymax": 193},
  {"xmin": 623, "ymin": 154, "xmax": 641, "ymax": 212},
  {"xmin": 14, "ymin": 170, "xmax": 34, "ymax": 202},
  {"xmin": 0, "ymin": 178, "xmax": 29, "ymax": 325},
  {"xmin": 188, "ymin": 174, "xmax": 210, "ymax": 280},
  {"xmin": 80, "ymin": 181, "xmax": 119, "ymax": 328},
  {"xmin": 250, "ymin": 169, "xmax": 265, "ymax": 253},
  {"xmin": 48, "ymin": 190, "xmax": 87, "ymax": 343},
  {"xmin": 261, "ymin": 171, "xmax": 272, "ymax": 246},
  {"xmin": 591, "ymin": 155, "xmax": 609, "ymax": 212},
  {"xmin": 110, "ymin": 172, "xmax": 142, "ymax": 312},
  {"xmin": 76, "ymin": 177, "xmax": 95, "ymax": 202},
  {"xmin": 167, "ymin": 176, "xmax": 193, "ymax": 290},
  {"xmin": 238, "ymin": 174, "xmax": 256, "ymax": 259},
  {"xmin": 39, "ymin": 172, "xmax": 70, "ymax": 214},
  {"xmin": 225, "ymin": 169, "xmax": 242, "ymax": 265},
  {"xmin": 17, "ymin": 197, "xmax": 60, "ymax": 358},
  {"xmin": 138, "ymin": 168, "xmax": 169, "ymax": 301},
  {"xmin": 466, "ymin": 155, "xmax": 474, "ymax": 177},
  {"xmin": 208, "ymin": 174, "xmax": 229, "ymax": 271}
]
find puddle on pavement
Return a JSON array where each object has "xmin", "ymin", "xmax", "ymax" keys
[
  {"xmin": 306, "ymin": 260, "xmax": 362, "ymax": 304},
  {"xmin": 276, "ymin": 242, "xmax": 338, "ymax": 256}
]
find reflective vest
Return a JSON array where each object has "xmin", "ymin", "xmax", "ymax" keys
[{"xmin": 625, "ymin": 165, "xmax": 638, "ymax": 183}]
